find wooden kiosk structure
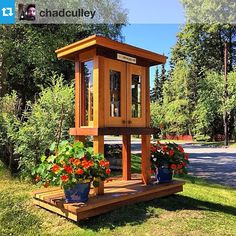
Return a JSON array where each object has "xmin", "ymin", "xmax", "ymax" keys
[{"xmin": 33, "ymin": 35, "xmax": 184, "ymax": 221}]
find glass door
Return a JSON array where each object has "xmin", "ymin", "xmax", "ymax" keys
[
  {"xmin": 104, "ymin": 58, "xmax": 126, "ymax": 127},
  {"xmin": 127, "ymin": 64, "xmax": 146, "ymax": 127}
]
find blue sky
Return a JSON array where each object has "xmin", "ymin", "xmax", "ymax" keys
[
  {"xmin": 121, "ymin": 0, "xmax": 185, "ymax": 24},
  {"xmin": 122, "ymin": 24, "xmax": 181, "ymax": 88}
]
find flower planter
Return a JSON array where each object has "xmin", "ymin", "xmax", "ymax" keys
[
  {"xmin": 64, "ymin": 182, "xmax": 90, "ymax": 203},
  {"xmin": 156, "ymin": 167, "xmax": 173, "ymax": 183}
]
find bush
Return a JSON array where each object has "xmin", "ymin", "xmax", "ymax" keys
[
  {"xmin": 194, "ymin": 134, "xmax": 211, "ymax": 142},
  {"xmin": 0, "ymin": 92, "xmax": 21, "ymax": 172},
  {"xmin": 15, "ymin": 75, "xmax": 74, "ymax": 177}
]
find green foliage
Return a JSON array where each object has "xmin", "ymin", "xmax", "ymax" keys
[
  {"xmin": 14, "ymin": 75, "xmax": 74, "ymax": 177},
  {"xmin": 169, "ymin": 19, "xmax": 236, "ymax": 138},
  {"xmin": 162, "ymin": 60, "xmax": 192, "ymax": 135},
  {"xmin": 193, "ymin": 71, "xmax": 223, "ymax": 136},
  {"xmin": 180, "ymin": 0, "xmax": 236, "ymax": 24},
  {"xmin": 150, "ymin": 102, "xmax": 164, "ymax": 127},
  {"xmin": 0, "ymin": 92, "xmax": 21, "ymax": 172},
  {"xmin": 150, "ymin": 64, "xmax": 166, "ymax": 103},
  {"xmin": 194, "ymin": 134, "xmax": 211, "ymax": 142},
  {"xmin": 0, "ymin": 23, "xmax": 125, "ymax": 103},
  {"xmin": 33, "ymin": 140, "xmax": 110, "ymax": 189}
]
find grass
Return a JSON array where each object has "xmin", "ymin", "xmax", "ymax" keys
[{"xmin": 0, "ymin": 162, "xmax": 236, "ymax": 236}]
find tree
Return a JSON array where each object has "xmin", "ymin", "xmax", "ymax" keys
[
  {"xmin": 170, "ymin": 1, "xmax": 236, "ymax": 137},
  {"xmin": 150, "ymin": 66, "xmax": 159, "ymax": 102},
  {"xmin": 162, "ymin": 60, "xmax": 192, "ymax": 135},
  {"xmin": 159, "ymin": 63, "xmax": 166, "ymax": 104},
  {"xmin": 0, "ymin": 22, "xmax": 126, "ymax": 105},
  {"xmin": 150, "ymin": 64, "xmax": 166, "ymax": 103}
]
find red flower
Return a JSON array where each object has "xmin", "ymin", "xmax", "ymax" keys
[
  {"xmin": 51, "ymin": 164, "xmax": 60, "ymax": 174},
  {"xmin": 76, "ymin": 168, "xmax": 84, "ymax": 175},
  {"xmin": 151, "ymin": 146, "xmax": 157, "ymax": 152},
  {"xmin": 184, "ymin": 154, "xmax": 189, "ymax": 160},
  {"xmin": 99, "ymin": 160, "xmax": 105, "ymax": 167},
  {"xmin": 178, "ymin": 145, "xmax": 184, "ymax": 153},
  {"xmin": 177, "ymin": 164, "xmax": 183, "ymax": 169},
  {"xmin": 73, "ymin": 159, "xmax": 81, "ymax": 166},
  {"xmin": 161, "ymin": 145, "xmax": 168, "ymax": 152},
  {"xmin": 81, "ymin": 160, "xmax": 88, "ymax": 168},
  {"xmin": 64, "ymin": 165, "xmax": 73, "ymax": 174},
  {"xmin": 35, "ymin": 175, "xmax": 40, "ymax": 183},
  {"xmin": 88, "ymin": 160, "xmax": 94, "ymax": 167},
  {"xmin": 169, "ymin": 150, "xmax": 174, "ymax": 157},
  {"xmin": 69, "ymin": 158, "xmax": 75, "ymax": 163},
  {"xmin": 61, "ymin": 175, "xmax": 69, "ymax": 182},
  {"xmin": 106, "ymin": 169, "xmax": 111, "ymax": 174},
  {"xmin": 170, "ymin": 164, "xmax": 177, "ymax": 170},
  {"xmin": 182, "ymin": 162, "xmax": 187, "ymax": 167},
  {"xmin": 104, "ymin": 161, "xmax": 110, "ymax": 168}
]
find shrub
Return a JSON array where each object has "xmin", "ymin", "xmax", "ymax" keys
[
  {"xmin": 194, "ymin": 134, "xmax": 211, "ymax": 142},
  {"xmin": 15, "ymin": 75, "xmax": 74, "ymax": 177},
  {"xmin": 0, "ymin": 92, "xmax": 21, "ymax": 172}
]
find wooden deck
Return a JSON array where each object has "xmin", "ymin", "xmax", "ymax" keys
[{"xmin": 33, "ymin": 177, "xmax": 185, "ymax": 221}]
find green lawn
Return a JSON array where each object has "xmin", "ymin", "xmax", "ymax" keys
[{"xmin": 0, "ymin": 162, "xmax": 236, "ymax": 236}]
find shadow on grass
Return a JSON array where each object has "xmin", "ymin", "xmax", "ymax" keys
[{"xmin": 78, "ymin": 193, "xmax": 236, "ymax": 230}]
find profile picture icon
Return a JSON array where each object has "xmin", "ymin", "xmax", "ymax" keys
[{"xmin": 18, "ymin": 4, "xmax": 36, "ymax": 21}]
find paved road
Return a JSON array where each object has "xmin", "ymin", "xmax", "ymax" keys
[
  {"xmin": 184, "ymin": 144, "xmax": 236, "ymax": 188},
  {"xmin": 105, "ymin": 138, "xmax": 236, "ymax": 188}
]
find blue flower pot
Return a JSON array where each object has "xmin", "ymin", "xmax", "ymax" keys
[
  {"xmin": 156, "ymin": 167, "xmax": 173, "ymax": 183},
  {"xmin": 64, "ymin": 182, "xmax": 90, "ymax": 203}
]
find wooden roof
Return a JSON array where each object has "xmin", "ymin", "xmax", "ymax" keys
[{"xmin": 55, "ymin": 35, "xmax": 167, "ymax": 66}]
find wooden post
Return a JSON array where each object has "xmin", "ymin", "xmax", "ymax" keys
[
  {"xmin": 141, "ymin": 134, "xmax": 151, "ymax": 185},
  {"xmin": 122, "ymin": 135, "xmax": 131, "ymax": 180},
  {"xmin": 93, "ymin": 136, "xmax": 104, "ymax": 195}
]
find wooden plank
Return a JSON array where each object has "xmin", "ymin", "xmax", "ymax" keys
[
  {"xmin": 75, "ymin": 61, "xmax": 80, "ymax": 128},
  {"xmin": 33, "ymin": 199, "xmax": 78, "ymax": 221},
  {"xmin": 141, "ymin": 135, "xmax": 151, "ymax": 185},
  {"xmin": 69, "ymin": 128, "xmax": 99, "ymax": 136},
  {"xmin": 145, "ymin": 67, "xmax": 150, "ymax": 126},
  {"xmin": 93, "ymin": 56, "xmax": 102, "ymax": 127},
  {"xmin": 122, "ymin": 135, "xmax": 131, "ymax": 180},
  {"xmin": 93, "ymin": 136, "xmax": 105, "ymax": 195},
  {"xmin": 69, "ymin": 127, "xmax": 158, "ymax": 136},
  {"xmin": 35, "ymin": 189, "xmax": 63, "ymax": 201},
  {"xmin": 55, "ymin": 35, "xmax": 167, "ymax": 65},
  {"xmin": 32, "ymin": 187, "xmax": 61, "ymax": 196}
]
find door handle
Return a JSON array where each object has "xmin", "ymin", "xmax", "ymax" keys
[
  {"xmin": 122, "ymin": 120, "xmax": 126, "ymax": 124},
  {"xmin": 128, "ymin": 120, "xmax": 132, "ymax": 124}
]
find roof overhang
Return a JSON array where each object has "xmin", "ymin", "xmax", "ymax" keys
[{"xmin": 55, "ymin": 35, "xmax": 167, "ymax": 66}]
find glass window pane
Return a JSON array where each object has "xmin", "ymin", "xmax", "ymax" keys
[
  {"xmin": 132, "ymin": 74, "xmax": 141, "ymax": 118},
  {"xmin": 110, "ymin": 70, "xmax": 121, "ymax": 117},
  {"xmin": 82, "ymin": 60, "xmax": 93, "ymax": 126}
]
